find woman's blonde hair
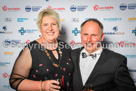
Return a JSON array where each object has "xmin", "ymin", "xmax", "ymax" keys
[{"xmin": 37, "ymin": 8, "xmax": 60, "ymax": 30}]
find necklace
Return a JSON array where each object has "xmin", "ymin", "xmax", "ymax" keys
[
  {"xmin": 42, "ymin": 37, "xmax": 62, "ymax": 68},
  {"xmin": 45, "ymin": 48, "xmax": 62, "ymax": 67},
  {"xmin": 41, "ymin": 37, "xmax": 62, "ymax": 67}
]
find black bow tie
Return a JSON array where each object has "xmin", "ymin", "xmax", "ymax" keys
[{"xmin": 82, "ymin": 52, "xmax": 97, "ymax": 59}]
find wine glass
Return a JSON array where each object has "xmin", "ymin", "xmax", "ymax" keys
[
  {"xmin": 56, "ymin": 78, "xmax": 64, "ymax": 91},
  {"xmin": 84, "ymin": 84, "xmax": 94, "ymax": 91}
]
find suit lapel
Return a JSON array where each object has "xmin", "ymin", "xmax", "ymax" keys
[{"xmin": 85, "ymin": 49, "xmax": 108, "ymax": 85}]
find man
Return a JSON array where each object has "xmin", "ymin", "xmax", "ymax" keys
[{"xmin": 72, "ymin": 19, "xmax": 136, "ymax": 91}]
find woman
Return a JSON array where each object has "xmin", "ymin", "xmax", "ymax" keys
[{"xmin": 9, "ymin": 8, "xmax": 74, "ymax": 91}]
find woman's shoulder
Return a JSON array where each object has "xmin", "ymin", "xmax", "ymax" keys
[
  {"xmin": 28, "ymin": 40, "xmax": 39, "ymax": 45},
  {"xmin": 25, "ymin": 40, "xmax": 41, "ymax": 50}
]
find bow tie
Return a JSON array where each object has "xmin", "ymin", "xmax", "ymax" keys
[{"xmin": 82, "ymin": 52, "xmax": 97, "ymax": 59}]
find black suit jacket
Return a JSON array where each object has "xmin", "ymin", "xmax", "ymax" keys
[{"xmin": 72, "ymin": 48, "xmax": 136, "ymax": 91}]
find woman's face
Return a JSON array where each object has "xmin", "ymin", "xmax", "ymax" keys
[{"xmin": 40, "ymin": 16, "xmax": 59, "ymax": 43}]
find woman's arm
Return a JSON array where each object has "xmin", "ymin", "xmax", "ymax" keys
[
  {"xmin": 9, "ymin": 47, "xmax": 60, "ymax": 91},
  {"xmin": 9, "ymin": 47, "xmax": 42, "ymax": 90}
]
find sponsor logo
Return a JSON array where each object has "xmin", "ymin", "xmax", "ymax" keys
[
  {"xmin": 60, "ymin": 19, "xmax": 65, "ymax": 22},
  {"xmin": 3, "ymin": 26, "xmax": 7, "ymax": 31},
  {"xmin": 25, "ymin": 5, "xmax": 42, "ymax": 12},
  {"xmin": 113, "ymin": 26, "xmax": 118, "ymax": 32},
  {"xmin": 120, "ymin": 3, "xmax": 127, "ymax": 10},
  {"xmin": 102, "ymin": 40, "xmax": 136, "ymax": 48},
  {"xmin": 93, "ymin": 5, "xmax": 114, "ymax": 11},
  {"xmin": 70, "ymin": 5, "xmax": 88, "ymax": 12},
  {"xmin": 128, "ymin": 17, "xmax": 136, "ymax": 22},
  {"xmin": 17, "ymin": 18, "xmax": 28, "ymax": 22},
  {"xmin": 85, "ymin": 18, "xmax": 97, "ymax": 21},
  {"xmin": 4, "ymin": 52, "xmax": 14, "ymax": 55},
  {"xmin": 32, "ymin": 6, "xmax": 42, "ymax": 11},
  {"xmin": 34, "ymin": 19, "xmax": 37, "ymax": 21},
  {"xmin": 19, "ymin": 27, "xmax": 26, "ymax": 35},
  {"xmin": 128, "ymin": 3, "xmax": 136, "ymax": 9},
  {"xmin": 70, "ymin": 40, "xmax": 82, "ymax": 49},
  {"xmin": 70, "ymin": 5, "xmax": 76, "ymax": 12},
  {"xmin": 124, "ymin": 55, "xmax": 136, "ymax": 58},
  {"xmin": 4, "ymin": 18, "xmax": 12, "ymax": 22},
  {"xmin": 118, "ymin": 41, "xmax": 136, "ymax": 47},
  {"xmin": 132, "ymin": 28, "xmax": 136, "ymax": 36},
  {"xmin": 26, "ymin": 40, "xmax": 31, "ymax": 44},
  {"xmin": 3, "ymin": 39, "xmax": 21, "ymax": 48},
  {"xmin": 47, "ymin": 6, "xmax": 65, "ymax": 11},
  {"xmin": 3, "ymin": 72, "xmax": 10, "ymax": 78},
  {"xmin": 2, "ymin": 5, "xmax": 20, "ymax": 12},
  {"xmin": 3, "ymin": 39, "xmax": 30, "ymax": 48},
  {"xmin": 103, "ymin": 18, "xmax": 122, "ymax": 22},
  {"xmin": 0, "ymin": 62, "xmax": 10, "ymax": 67},
  {"xmin": 0, "ymin": 26, "xmax": 13, "ymax": 34},
  {"xmin": 71, "ymin": 18, "xmax": 79, "ymax": 22},
  {"xmin": 104, "ymin": 26, "xmax": 125, "ymax": 35},
  {"xmin": 120, "ymin": 3, "xmax": 136, "ymax": 10},
  {"xmin": 70, "ymin": 40, "xmax": 81, "ymax": 46},
  {"xmin": 18, "ymin": 27, "xmax": 38, "ymax": 35},
  {"xmin": 3, "ymin": 85, "xmax": 11, "ymax": 89},
  {"xmin": 25, "ymin": 6, "xmax": 31, "ymax": 12},
  {"xmin": 72, "ymin": 28, "xmax": 80, "ymax": 36}
]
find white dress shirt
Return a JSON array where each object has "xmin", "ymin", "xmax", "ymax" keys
[{"xmin": 80, "ymin": 47, "xmax": 103, "ymax": 85}]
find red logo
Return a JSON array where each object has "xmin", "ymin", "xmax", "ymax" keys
[
  {"xmin": 2, "ymin": 5, "xmax": 7, "ymax": 11},
  {"xmin": 118, "ymin": 41, "xmax": 136, "ymax": 47},
  {"xmin": 3, "ymin": 73, "xmax": 10, "ymax": 78},
  {"xmin": 2, "ymin": 5, "xmax": 20, "ymax": 11},
  {"xmin": 70, "ymin": 40, "xmax": 81, "ymax": 47},
  {"xmin": 93, "ymin": 5, "xmax": 99, "ymax": 11},
  {"xmin": 93, "ymin": 5, "xmax": 114, "ymax": 11},
  {"xmin": 118, "ymin": 41, "xmax": 125, "ymax": 47},
  {"xmin": 47, "ymin": 6, "xmax": 65, "ymax": 11},
  {"xmin": 26, "ymin": 40, "xmax": 31, "ymax": 44},
  {"xmin": 70, "ymin": 40, "xmax": 76, "ymax": 46}
]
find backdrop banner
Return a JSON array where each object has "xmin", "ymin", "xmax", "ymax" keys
[{"xmin": 0, "ymin": 0, "xmax": 136, "ymax": 90}]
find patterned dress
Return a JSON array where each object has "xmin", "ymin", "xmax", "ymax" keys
[{"xmin": 10, "ymin": 40, "xmax": 74, "ymax": 91}]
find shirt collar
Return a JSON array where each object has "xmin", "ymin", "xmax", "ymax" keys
[{"xmin": 81, "ymin": 47, "xmax": 103, "ymax": 55}]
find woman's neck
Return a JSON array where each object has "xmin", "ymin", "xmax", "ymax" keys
[{"xmin": 41, "ymin": 37, "xmax": 58, "ymax": 50}]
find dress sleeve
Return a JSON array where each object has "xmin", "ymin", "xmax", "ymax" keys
[{"xmin": 9, "ymin": 47, "xmax": 32, "ymax": 90}]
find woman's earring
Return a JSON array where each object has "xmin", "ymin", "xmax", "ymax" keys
[{"xmin": 39, "ymin": 32, "xmax": 41, "ymax": 37}]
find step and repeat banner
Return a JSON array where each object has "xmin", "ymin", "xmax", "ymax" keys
[{"xmin": 0, "ymin": 0, "xmax": 136, "ymax": 90}]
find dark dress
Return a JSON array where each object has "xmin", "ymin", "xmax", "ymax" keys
[{"xmin": 9, "ymin": 40, "xmax": 74, "ymax": 91}]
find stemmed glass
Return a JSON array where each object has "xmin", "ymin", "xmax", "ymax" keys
[
  {"xmin": 56, "ymin": 78, "xmax": 63, "ymax": 91},
  {"xmin": 56, "ymin": 78, "xmax": 73, "ymax": 91}
]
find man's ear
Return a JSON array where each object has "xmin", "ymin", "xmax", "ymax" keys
[
  {"xmin": 80, "ymin": 30, "xmax": 82, "ymax": 37},
  {"xmin": 101, "ymin": 33, "xmax": 105, "ymax": 41}
]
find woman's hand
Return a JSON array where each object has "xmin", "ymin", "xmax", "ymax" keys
[{"xmin": 42, "ymin": 80, "xmax": 60, "ymax": 91}]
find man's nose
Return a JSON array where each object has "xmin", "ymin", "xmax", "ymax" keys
[{"xmin": 87, "ymin": 35, "xmax": 92, "ymax": 42}]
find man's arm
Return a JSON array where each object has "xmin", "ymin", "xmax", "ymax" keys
[{"xmin": 109, "ymin": 57, "xmax": 136, "ymax": 91}]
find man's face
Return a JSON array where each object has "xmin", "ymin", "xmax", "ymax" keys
[{"xmin": 80, "ymin": 21, "xmax": 104, "ymax": 53}]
